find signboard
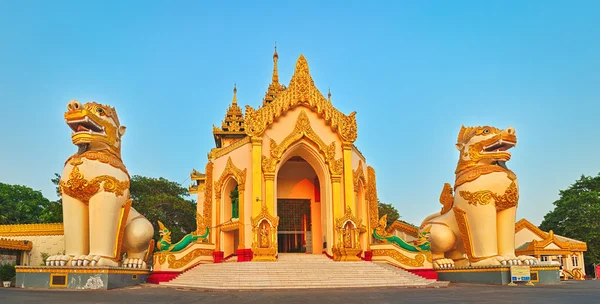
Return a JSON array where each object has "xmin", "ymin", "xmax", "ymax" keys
[
  {"xmin": 509, "ymin": 265, "xmax": 533, "ymax": 286},
  {"xmin": 510, "ymin": 265, "xmax": 531, "ymax": 281}
]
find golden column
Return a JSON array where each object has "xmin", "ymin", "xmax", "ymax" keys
[
  {"xmin": 331, "ymin": 175, "xmax": 343, "ymax": 229},
  {"xmin": 264, "ymin": 173, "xmax": 276, "ymax": 214},
  {"xmin": 215, "ymin": 196, "xmax": 221, "ymax": 251},
  {"xmin": 238, "ymin": 188, "xmax": 245, "ymax": 248},
  {"xmin": 251, "ymin": 137, "xmax": 263, "ymax": 216},
  {"xmin": 342, "ymin": 143, "xmax": 354, "ymax": 215}
]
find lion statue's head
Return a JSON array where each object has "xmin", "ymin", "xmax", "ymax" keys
[
  {"xmin": 455, "ymin": 125, "xmax": 517, "ymax": 173},
  {"xmin": 64, "ymin": 100, "xmax": 126, "ymax": 157}
]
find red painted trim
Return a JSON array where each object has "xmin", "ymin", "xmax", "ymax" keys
[
  {"xmin": 236, "ymin": 248, "xmax": 253, "ymax": 262},
  {"xmin": 363, "ymin": 251, "xmax": 373, "ymax": 261},
  {"xmin": 213, "ymin": 251, "xmax": 224, "ymax": 263},
  {"xmin": 322, "ymin": 251, "xmax": 334, "ymax": 260},
  {"xmin": 409, "ymin": 268, "xmax": 438, "ymax": 280},
  {"xmin": 146, "ymin": 271, "xmax": 181, "ymax": 284}
]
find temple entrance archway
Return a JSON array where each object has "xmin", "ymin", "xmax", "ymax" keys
[{"xmin": 274, "ymin": 141, "xmax": 331, "ymax": 255}]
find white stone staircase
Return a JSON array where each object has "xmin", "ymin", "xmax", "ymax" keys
[{"xmin": 160, "ymin": 253, "xmax": 439, "ymax": 290}]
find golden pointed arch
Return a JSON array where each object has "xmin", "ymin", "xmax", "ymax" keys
[
  {"xmin": 245, "ymin": 55, "xmax": 357, "ymax": 142},
  {"xmin": 261, "ymin": 110, "xmax": 343, "ymax": 175},
  {"xmin": 353, "ymin": 160, "xmax": 367, "ymax": 192},
  {"xmin": 214, "ymin": 157, "xmax": 247, "ymax": 197}
]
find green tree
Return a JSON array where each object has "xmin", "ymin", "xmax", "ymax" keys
[
  {"xmin": 129, "ymin": 175, "xmax": 197, "ymax": 242},
  {"xmin": 539, "ymin": 173, "xmax": 600, "ymax": 274},
  {"xmin": 40, "ymin": 173, "xmax": 63, "ymax": 223},
  {"xmin": 0, "ymin": 183, "xmax": 52, "ymax": 224},
  {"xmin": 378, "ymin": 200, "xmax": 400, "ymax": 227}
]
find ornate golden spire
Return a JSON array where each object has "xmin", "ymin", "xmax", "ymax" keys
[
  {"xmin": 232, "ymin": 83, "xmax": 237, "ymax": 105},
  {"xmin": 272, "ymin": 43, "xmax": 279, "ymax": 84},
  {"xmin": 263, "ymin": 43, "xmax": 286, "ymax": 105},
  {"xmin": 213, "ymin": 84, "xmax": 246, "ymax": 147}
]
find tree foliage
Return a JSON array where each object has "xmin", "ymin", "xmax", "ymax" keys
[
  {"xmin": 128, "ymin": 175, "xmax": 197, "ymax": 242},
  {"xmin": 0, "ymin": 183, "xmax": 53, "ymax": 225},
  {"xmin": 377, "ymin": 200, "xmax": 401, "ymax": 227},
  {"xmin": 539, "ymin": 173, "xmax": 600, "ymax": 274}
]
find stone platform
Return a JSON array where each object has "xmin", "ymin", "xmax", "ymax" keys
[
  {"xmin": 436, "ymin": 265, "xmax": 560, "ymax": 285},
  {"xmin": 15, "ymin": 266, "xmax": 150, "ymax": 290}
]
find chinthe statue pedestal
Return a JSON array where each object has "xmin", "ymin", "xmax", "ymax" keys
[
  {"xmin": 16, "ymin": 266, "xmax": 150, "ymax": 290},
  {"xmin": 436, "ymin": 265, "xmax": 560, "ymax": 285}
]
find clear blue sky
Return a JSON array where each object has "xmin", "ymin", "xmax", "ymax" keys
[{"xmin": 1, "ymin": 1, "xmax": 599, "ymax": 226}]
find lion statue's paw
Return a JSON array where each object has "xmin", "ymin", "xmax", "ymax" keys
[
  {"xmin": 67, "ymin": 255, "xmax": 118, "ymax": 267},
  {"xmin": 517, "ymin": 255, "xmax": 538, "ymax": 265},
  {"xmin": 45, "ymin": 255, "xmax": 73, "ymax": 266},
  {"xmin": 433, "ymin": 258, "xmax": 455, "ymax": 269},
  {"xmin": 122, "ymin": 258, "xmax": 146, "ymax": 269},
  {"xmin": 500, "ymin": 255, "xmax": 523, "ymax": 266}
]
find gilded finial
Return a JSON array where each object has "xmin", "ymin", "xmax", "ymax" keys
[
  {"xmin": 328, "ymin": 87, "xmax": 331, "ymax": 101},
  {"xmin": 272, "ymin": 44, "xmax": 279, "ymax": 84},
  {"xmin": 232, "ymin": 83, "xmax": 237, "ymax": 105}
]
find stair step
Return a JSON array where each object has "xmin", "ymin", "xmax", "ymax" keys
[{"xmin": 160, "ymin": 253, "xmax": 438, "ymax": 290}]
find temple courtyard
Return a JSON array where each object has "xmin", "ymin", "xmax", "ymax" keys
[{"xmin": 1, "ymin": 281, "xmax": 599, "ymax": 304}]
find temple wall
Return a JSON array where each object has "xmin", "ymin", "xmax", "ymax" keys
[
  {"xmin": 0, "ymin": 235, "xmax": 64, "ymax": 266},
  {"xmin": 210, "ymin": 141, "xmax": 253, "ymax": 248}
]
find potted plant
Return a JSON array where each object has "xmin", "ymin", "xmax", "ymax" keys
[{"xmin": 0, "ymin": 263, "xmax": 16, "ymax": 287}]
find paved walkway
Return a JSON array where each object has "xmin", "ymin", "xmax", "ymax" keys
[{"xmin": 1, "ymin": 280, "xmax": 599, "ymax": 304}]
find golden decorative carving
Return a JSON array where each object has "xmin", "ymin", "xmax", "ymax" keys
[
  {"xmin": 59, "ymin": 166, "xmax": 129, "ymax": 205},
  {"xmin": 66, "ymin": 150, "xmax": 129, "ymax": 178},
  {"xmin": 208, "ymin": 136, "xmax": 251, "ymax": 160},
  {"xmin": 262, "ymin": 110, "xmax": 342, "ymax": 175},
  {"xmin": 251, "ymin": 202, "xmax": 279, "ymax": 261},
  {"xmin": 214, "ymin": 157, "xmax": 247, "ymax": 197},
  {"xmin": 436, "ymin": 266, "xmax": 560, "ymax": 273},
  {"xmin": 333, "ymin": 206, "xmax": 362, "ymax": 261},
  {"xmin": 15, "ymin": 266, "xmax": 150, "ymax": 275},
  {"xmin": 515, "ymin": 219, "xmax": 547, "ymax": 240},
  {"xmin": 144, "ymin": 239, "xmax": 155, "ymax": 264},
  {"xmin": 455, "ymin": 165, "xmax": 516, "ymax": 189},
  {"xmin": 0, "ymin": 238, "xmax": 33, "ymax": 251},
  {"xmin": 366, "ymin": 166, "xmax": 379, "ymax": 228},
  {"xmin": 261, "ymin": 155, "xmax": 277, "ymax": 173},
  {"xmin": 220, "ymin": 220, "xmax": 239, "ymax": 232},
  {"xmin": 113, "ymin": 199, "xmax": 132, "ymax": 262},
  {"xmin": 386, "ymin": 221, "xmax": 420, "ymax": 238},
  {"xmin": 453, "ymin": 206, "xmax": 488, "ymax": 263},
  {"xmin": 459, "ymin": 181, "xmax": 519, "ymax": 211},
  {"xmin": 167, "ymin": 248, "xmax": 213, "ymax": 269},
  {"xmin": 353, "ymin": 160, "xmax": 367, "ymax": 192},
  {"xmin": 372, "ymin": 249, "xmax": 426, "ymax": 267},
  {"xmin": 244, "ymin": 55, "xmax": 357, "ymax": 143},
  {"xmin": 204, "ymin": 162, "xmax": 213, "ymax": 229},
  {"xmin": 439, "ymin": 183, "xmax": 454, "ymax": 215},
  {"xmin": 516, "ymin": 228, "xmax": 588, "ymax": 257},
  {"xmin": 0, "ymin": 223, "xmax": 63, "ymax": 236},
  {"xmin": 195, "ymin": 212, "xmax": 207, "ymax": 233}
]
